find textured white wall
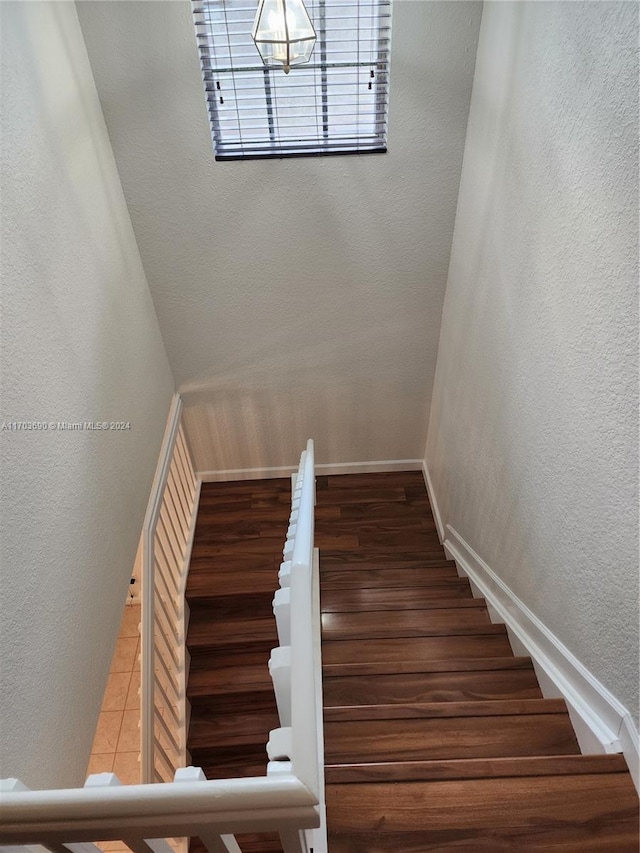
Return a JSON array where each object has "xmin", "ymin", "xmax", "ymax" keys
[
  {"xmin": 427, "ymin": 2, "xmax": 638, "ymax": 722},
  {"xmin": 76, "ymin": 0, "xmax": 481, "ymax": 472},
  {"xmin": 0, "ymin": 2, "xmax": 174, "ymax": 787}
]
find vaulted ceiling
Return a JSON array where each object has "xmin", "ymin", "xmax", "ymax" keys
[{"xmin": 77, "ymin": 0, "xmax": 482, "ymax": 470}]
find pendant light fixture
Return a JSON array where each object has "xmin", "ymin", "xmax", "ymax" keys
[{"xmin": 252, "ymin": 0, "xmax": 316, "ymax": 74}]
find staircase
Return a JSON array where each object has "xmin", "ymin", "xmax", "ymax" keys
[{"xmin": 186, "ymin": 470, "xmax": 639, "ymax": 852}]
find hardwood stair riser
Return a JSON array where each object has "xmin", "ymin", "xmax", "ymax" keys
[
  {"xmin": 189, "ymin": 708, "xmax": 280, "ymax": 749},
  {"xmin": 322, "ymin": 656, "xmax": 539, "ymax": 678},
  {"xmin": 321, "ymin": 587, "xmax": 476, "ymax": 610},
  {"xmin": 187, "ymin": 592, "xmax": 275, "ymax": 621},
  {"xmin": 320, "ymin": 547, "xmax": 456, "ymax": 564},
  {"xmin": 186, "ymin": 615, "xmax": 278, "ymax": 650},
  {"xmin": 321, "ymin": 568, "xmax": 466, "ymax": 589},
  {"xmin": 322, "ymin": 634, "xmax": 513, "ymax": 665},
  {"xmin": 189, "ymin": 690, "xmax": 277, "ymax": 715}
]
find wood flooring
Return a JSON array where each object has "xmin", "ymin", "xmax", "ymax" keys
[{"xmin": 186, "ymin": 471, "xmax": 639, "ymax": 852}]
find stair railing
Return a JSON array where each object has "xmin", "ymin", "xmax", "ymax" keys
[
  {"xmin": 0, "ymin": 439, "xmax": 325, "ymax": 853},
  {"xmin": 269, "ymin": 439, "xmax": 327, "ymax": 852},
  {"xmin": 141, "ymin": 394, "xmax": 200, "ymax": 783}
]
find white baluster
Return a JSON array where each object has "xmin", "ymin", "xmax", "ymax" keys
[
  {"xmin": 266, "ymin": 727, "xmax": 292, "ymax": 761},
  {"xmin": 279, "ymin": 560, "xmax": 292, "ymax": 588},
  {"xmin": 269, "ymin": 645, "xmax": 292, "ymax": 726},
  {"xmin": 85, "ymin": 774, "xmax": 173, "ymax": 853},
  {"xmin": 173, "ymin": 769, "xmax": 241, "ymax": 853},
  {"xmin": 279, "ymin": 829, "xmax": 310, "ymax": 853},
  {"xmin": 272, "ymin": 587, "xmax": 291, "ymax": 646}
]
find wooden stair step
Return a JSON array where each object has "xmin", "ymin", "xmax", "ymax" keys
[
  {"xmin": 187, "ymin": 591, "xmax": 275, "ymax": 621},
  {"xmin": 323, "ymin": 665, "xmax": 543, "ymax": 705},
  {"xmin": 190, "ymin": 537, "xmax": 300, "ymax": 558},
  {"xmin": 315, "ymin": 487, "xmax": 408, "ymax": 505},
  {"xmin": 189, "ymin": 689, "xmax": 276, "ymax": 715},
  {"xmin": 321, "ymin": 607, "xmax": 493, "ymax": 640},
  {"xmin": 325, "ymin": 773, "xmax": 640, "ymax": 852},
  {"xmin": 322, "ymin": 633, "xmax": 513, "ymax": 665},
  {"xmin": 322, "ymin": 471, "xmax": 425, "ymax": 487},
  {"xmin": 321, "ymin": 587, "xmax": 476, "ymax": 611},
  {"xmin": 188, "ymin": 660, "xmax": 272, "ymax": 698},
  {"xmin": 186, "ymin": 569, "xmax": 278, "ymax": 598},
  {"xmin": 325, "ymin": 753, "xmax": 631, "ymax": 783},
  {"xmin": 324, "ymin": 700, "xmax": 580, "ymax": 762},
  {"xmin": 322, "ymin": 655, "xmax": 537, "ymax": 678},
  {"xmin": 188, "ymin": 647, "xmax": 273, "ymax": 677},
  {"xmin": 316, "ymin": 516, "xmax": 438, "ymax": 534},
  {"xmin": 189, "ymin": 709, "xmax": 279, "ymax": 750},
  {"xmin": 324, "ymin": 697, "xmax": 569, "ymax": 721},
  {"xmin": 321, "ymin": 567, "xmax": 463, "ymax": 589},
  {"xmin": 321, "ymin": 553, "xmax": 450, "ymax": 569},
  {"xmin": 356, "ymin": 530, "xmax": 445, "ymax": 550},
  {"xmin": 187, "ymin": 614, "xmax": 278, "ymax": 650},
  {"xmin": 338, "ymin": 500, "xmax": 434, "ymax": 519}
]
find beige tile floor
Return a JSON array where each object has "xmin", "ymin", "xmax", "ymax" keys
[{"xmin": 87, "ymin": 604, "xmax": 141, "ymax": 786}]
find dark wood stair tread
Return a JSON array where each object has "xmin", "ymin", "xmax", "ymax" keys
[
  {"xmin": 322, "ymin": 655, "xmax": 538, "ymax": 677},
  {"xmin": 324, "ymin": 706, "xmax": 580, "ymax": 763},
  {"xmin": 325, "ymin": 773, "xmax": 640, "ymax": 852},
  {"xmin": 321, "ymin": 554, "xmax": 453, "ymax": 569},
  {"xmin": 320, "ymin": 607, "xmax": 493, "ymax": 640},
  {"xmin": 187, "ymin": 613, "xmax": 278, "ymax": 649},
  {"xmin": 323, "ymin": 664, "xmax": 542, "ymax": 705},
  {"xmin": 187, "ymin": 570, "xmax": 279, "ymax": 598},
  {"xmin": 322, "ymin": 633, "xmax": 513, "ymax": 665},
  {"xmin": 321, "ymin": 587, "xmax": 477, "ymax": 610},
  {"xmin": 189, "ymin": 709, "xmax": 279, "ymax": 749},
  {"xmin": 324, "ymin": 697, "xmax": 570, "ymax": 721},
  {"xmin": 188, "ymin": 660, "xmax": 272, "ymax": 697},
  {"xmin": 321, "ymin": 566, "xmax": 465, "ymax": 589},
  {"xmin": 325, "ymin": 753, "xmax": 631, "ymax": 783}
]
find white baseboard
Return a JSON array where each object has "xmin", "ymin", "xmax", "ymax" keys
[
  {"xmin": 443, "ymin": 523, "xmax": 640, "ymax": 792},
  {"xmin": 198, "ymin": 459, "xmax": 423, "ymax": 482},
  {"xmin": 421, "ymin": 460, "xmax": 445, "ymax": 543}
]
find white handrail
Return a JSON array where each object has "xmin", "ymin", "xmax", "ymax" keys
[
  {"xmin": 269, "ymin": 439, "xmax": 327, "ymax": 852},
  {"xmin": 289, "ymin": 441, "xmax": 319, "ymax": 796},
  {"xmin": 0, "ymin": 773, "xmax": 318, "ymax": 844}
]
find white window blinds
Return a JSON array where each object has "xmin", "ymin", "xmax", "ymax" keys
[{"xmin": 192, "ymin": 0, "xmax": 392, "ymax": 160}]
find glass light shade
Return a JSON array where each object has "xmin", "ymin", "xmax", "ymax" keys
[{"xmin": 252, "ymin": 0, "xmax": 316, "ymax": 74}]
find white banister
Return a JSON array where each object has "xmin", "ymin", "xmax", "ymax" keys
[
  {"xmin": 0, "ymin": 774, "xmax": 317, "ymax": 843},
  {"xmin": 268, "ymin": 439, "xmax": 327, "ymax": 852}
]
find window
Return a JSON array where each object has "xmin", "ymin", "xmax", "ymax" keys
[{"xmin": 192, "ymin": 0, "xmax": 391, "ymax": 160}]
